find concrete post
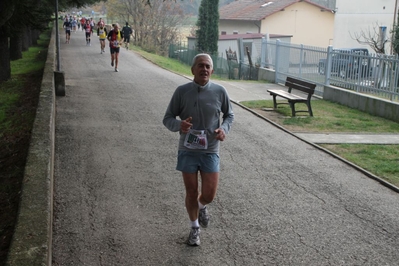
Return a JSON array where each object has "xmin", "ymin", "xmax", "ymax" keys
[{"xmin": 54, "ymin": 71, "xmax": 65, "ymax": 96}]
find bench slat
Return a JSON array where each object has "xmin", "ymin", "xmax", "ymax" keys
[
  {"xmin": 286, "ymin": 77, "xmax": 316, "ymax": 93},
  {"xmin": 267, "ymin": 89, "xmax": 306, "ymax": 101},
  {"xmin": 285, "ymin": 81, "xmax": 315, "ymax": 95}
]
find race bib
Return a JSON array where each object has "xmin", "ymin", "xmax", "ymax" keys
[
  {"xmin": 184, "ymin": 129, "xmax": 208, "ymax": 149},
  {"xmin": 113, "ymin": 40, "xmax": 119, "ymax": 48}
]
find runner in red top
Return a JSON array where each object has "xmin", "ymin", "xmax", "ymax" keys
[
  {"xmin": 97, "ymin": 18, "xmax": 105, "ymax": 28},
  {"xmin": 84, "ymin": 20, "xmax": 92, "ymax": 46},
  {"xmin": 107, "ymin": 23, "xmax": 124, "ymax": 72},
  {"xmin": 80, "ymin": 17, "xmax": 86, "ymax": 31}
]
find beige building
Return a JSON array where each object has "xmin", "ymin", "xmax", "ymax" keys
[{"xmin": 219, "ymin": 0, "xmax": 335, "ymax": 47}]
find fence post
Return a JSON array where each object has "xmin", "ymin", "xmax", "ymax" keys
[
  {"xmin": 393, "ymin": 55, "xmax": 399, "ymax": 101},
  {"xmin": 325, "ymin": 45, "xmax": 333, "ymax": 85},
  {"xmin": 275, "ymin": 39, "xmax": 281, "ymax": 83},
  {"xmin": 389, "ymin": 57, "xmax": 395, "ymax": 101},
  {"xmin": 299, "ymin": 44, "xmax": 304, "ymax": 77},
  {"xmin": 238, "ymin": 38, "xmax": 245, "ymax": 79},
  {"xmin": 261, "ymin": 37, "xmax": 266, "ymax": 68}
]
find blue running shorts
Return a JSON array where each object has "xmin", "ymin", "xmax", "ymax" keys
[{"xmin": 176, "ymin": 151, "xmax": 220, "ymax": 173}]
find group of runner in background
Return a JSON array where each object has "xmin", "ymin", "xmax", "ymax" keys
[
  {"xmin": 62, "ymin": 15, "xmax": 133, "ymax": 72},
  {"xmin": 62, "ymin": 15, "xmax": 96, "ymax": 45}
]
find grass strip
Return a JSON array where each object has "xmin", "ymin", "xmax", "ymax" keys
[
  {"xmin": 0, "ymin": 28, "xmax": 51, "ymax": 264},
  {"xmin": 240, "ymin": 99, "xmax": 399, "ymax": 133}
]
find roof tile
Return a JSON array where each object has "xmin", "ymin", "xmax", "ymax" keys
[{"xmin": 219, "ymin": 0, "xmax": 332, "ymax": 21}]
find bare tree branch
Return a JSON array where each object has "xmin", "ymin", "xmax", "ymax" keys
[
  {"xmin": 350, "ymin": 22, "xmax": 389, "ymax": 54},
  {"xmin": 144, "ymin": 0, "xmax": 176, "ymax": 7}
]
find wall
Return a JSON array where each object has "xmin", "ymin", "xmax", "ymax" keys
[
  {"xmin": 334, "ymin": 0, "xmax": 397, "ymax": 53},
  {"xmin": 258, "ymin": 67, "xmax": 276, "ymax": 83},
  {"xmin": 323, "ymin": 85, "xmax": 399, "ymax": 123},
  {"xmin": 219, "ymin": 20, "xmax": 260, "ymax": 35},
  {"xmin": 262, "ymin": 1, "xmax": 334, "ymax": 47}
]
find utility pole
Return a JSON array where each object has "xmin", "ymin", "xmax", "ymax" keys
[
  {"xmin": 391, "ymin": 0, "xmax": 399, "ymax": 54},
  {"xmin": 55, "ymin": 0, "xmax": 60, "ymax": 71},
  {"xmin": 54, "ymin": 0, "xmax": 66, "ymax": 96}
]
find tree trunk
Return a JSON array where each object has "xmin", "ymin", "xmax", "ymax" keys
[
  {"xmin": 0, "ymin": 27, "xmax": 11, "ymax": 82},
  {"xmin": 31, "ymin": 29, "xmax": 40, "ymax": 45},
  {"xmin": 22, "ymin": 26, "xmax": 30, "ymax": 51},
  {"xmin": 10, "ymin": 35, "xmax": 22, "ymax": 60}
]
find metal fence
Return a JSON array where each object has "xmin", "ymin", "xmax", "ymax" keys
[
  {"xmin": 169, "ymin": 40, "xmax": 399, "ymax": 101},
  {"xmin": 264, "ymin": 41, "xmax": 399, "ymax": 101}
]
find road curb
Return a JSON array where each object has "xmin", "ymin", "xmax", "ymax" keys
[{"xmin": 6, "ymin": 25, "xmax": 56, "ymax": 266}]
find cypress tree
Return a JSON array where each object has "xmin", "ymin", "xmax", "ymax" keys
[
  {"xmin": 208, "ymin": 0, "xmax": 219, "ymax": 54},
  {"xmin": 196, "ymin": 0, "xmax": 219, "ymax": 54}
]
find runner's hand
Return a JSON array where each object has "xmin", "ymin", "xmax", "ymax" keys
[
  {"xmin": 181, "ymin": 117, "xmax": 192, "ymax": 133},
  {"xmin": 214, "ymin": 128, "xmax": 225, "ymax": 141}
]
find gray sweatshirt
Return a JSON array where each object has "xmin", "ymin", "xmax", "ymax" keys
[{"xmin": 163, "ymin": 80, "xmax": 234, "ymax": 153}]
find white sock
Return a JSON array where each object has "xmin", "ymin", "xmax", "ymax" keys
[
  {"xmin": 198, "ymin": 201, "xmax": 205, "ymax": 210},
  {"xmin": 190, "ymin": 219, "xmax": 199, "ymax": 228}
]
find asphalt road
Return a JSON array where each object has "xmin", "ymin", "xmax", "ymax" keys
[{"xmin": 52, "ymin": 30, "xmax": 399, "ymax": 265}]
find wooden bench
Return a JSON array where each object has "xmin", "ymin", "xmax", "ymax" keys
[{"xmin": 267, "ymin": 77, "xmax": 316, "ymax": 117}]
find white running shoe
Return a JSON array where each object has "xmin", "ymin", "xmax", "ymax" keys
[
  {"xmin": 187, "ymin": 227, "xmax": 200, "ymax": 246},
  {"xmin": 199, "ymin": 206, "xmax": 210, "ymax": 228}
]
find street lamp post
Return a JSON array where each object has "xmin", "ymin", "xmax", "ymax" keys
[
  {"xmin": 392, "ymin": 0, "xmax": 399, "ymax": 54},
  {"xmin": 55, "ymin": 0, "xmax": 60, "ymax": 71},
  {"xmin": 54, "ymin": 0, "xmax": 66, "ymax": 96}
]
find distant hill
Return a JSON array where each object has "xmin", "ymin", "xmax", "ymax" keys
[{"xmin": 176, "ymin": 0, "xmax": 235, "ymax": 15}]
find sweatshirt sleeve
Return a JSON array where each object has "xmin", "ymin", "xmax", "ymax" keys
[
  {"xmin": 163, "ymin": 89, "xmax": 182, "ymax": 132},
  {"xmin": 220, "ymin": 91, "xmax": 234, "ymax": 134}
]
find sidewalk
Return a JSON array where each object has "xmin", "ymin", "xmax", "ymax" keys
[{"xmin": 216, "ymin": 80, "xmax": 399, "ymax": 144}]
